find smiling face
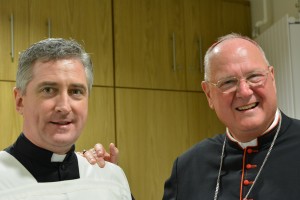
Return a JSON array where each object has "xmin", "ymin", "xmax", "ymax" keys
[
  {"xmin": 14, "ymin": 58, "xmax": 89, "ymax": 154},
  {"xmin": 202, "ymin": 38, "xmax": 277, "ymax": 142}
]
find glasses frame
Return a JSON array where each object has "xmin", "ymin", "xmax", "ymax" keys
[{"xmin": 206, "ymin": 67, "xmax": 271, "ymax": 94}]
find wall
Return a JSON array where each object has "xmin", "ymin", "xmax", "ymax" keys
[{"xmin": 250, "ymin": 0, "xmax": 300, "ymax": 36}]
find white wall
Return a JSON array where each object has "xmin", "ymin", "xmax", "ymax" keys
[{"xmin": 251, "ymin": 0, "xmax": 299, "ymax": 36}]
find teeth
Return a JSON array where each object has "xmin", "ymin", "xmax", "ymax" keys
[{"xmin": 237, "ymin": 103, "xmax": 257, "ymax": 111}]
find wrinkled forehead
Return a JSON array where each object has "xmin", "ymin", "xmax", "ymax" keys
[
  {"xmin": 210, "ymin": 38, "xmax": 267, "ymax": 67},
  {"xmin": 206, "ymin": 39, "xmax": 269, "ymax": 80}
]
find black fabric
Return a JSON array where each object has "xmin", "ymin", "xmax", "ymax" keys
[
  {"xmin": 5, "ymin": 133, "xmax": 79, "ymax": 182},
  {"xmin": 163, "ymin": 112, "xmax": 300, "ymax": 200}
]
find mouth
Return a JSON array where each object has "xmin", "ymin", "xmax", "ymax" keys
[
  {"xmin": 50, "ymin": 121, "xmax": 72, "ymax": 125},
  {"xmin": 236, "ymin": 102, "xmax": 259, "ymax": 111}
]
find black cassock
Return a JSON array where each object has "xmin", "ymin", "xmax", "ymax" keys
[{"xmin": 163, "ymin": 112, "xmax": 300, "ymax": 200}]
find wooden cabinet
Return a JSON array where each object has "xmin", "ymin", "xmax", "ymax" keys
[
  {"xmin": 0, "ymin": 0, "xmax": 29, "ymax": 81},
  {"xmin": 186, "ymin": 92, "xmax": 225, "ymax": 145},
  {"xmin": 220, "ymin": 0, "xmax": 252, "ymax": 37},
  {"xmin": 183, "ymin": 0, "xmax": 222, "ymax": 91},
  {"xmin": 116, "ymin": 89, "xmax": 189, "ymax": 199},
  {"xmin": 76, "ymin": 86, "xmax": 115, "ymax": 151},
  {"xmin": 115, "ymin": 88, "xmax": 224, "ymax": 200},
  {"xmin": 29, "ymin": 0, "xmax": 114, "ymax": 86},
  {"xmin": 114, "ymin": 0, "xmax": 186, "ymax": 90},
  {"xmin": 0, "ymin": 81, "xmax": 23, "ymax": 149},
  {"xmin": 114, "ymin": 0, "xmax": 251, "ymax": 91}
]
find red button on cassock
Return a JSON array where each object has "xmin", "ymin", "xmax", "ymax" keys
[
  {"xmin": 247, "ymin": 149, "xmax": 253, "ymax": 154},
  {"xmin": 243, "ymin": 180, "xmax": 253, "ymax": 185},
  {"xmin": 246, "ymin": 164, "xmax": 257, "ymax": 169}
]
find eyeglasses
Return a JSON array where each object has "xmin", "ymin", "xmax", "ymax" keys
[{"xmin": 207, "ymin": 68, "xmax": 270, "ymax": 94}]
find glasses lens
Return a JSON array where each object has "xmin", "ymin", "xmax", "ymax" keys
[
  {"xmin": 247, "ymin": 71, "xmax": 268, "ymax": 86},
  {"xmin": 217, "ymin": 77, "xmax": 238, "ymax": 93},
  {"xmin": 211, "ymin": 69, "xmax": 269, "ymax": 93}
]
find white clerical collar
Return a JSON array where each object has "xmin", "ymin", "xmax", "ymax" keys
[
  {"xmin": 51, "ymin": 153, "xmax": 67, "ymax": 162},
  {"xmin": 226, "ymin": 109, "xmax": 280, "ymax": 149}
]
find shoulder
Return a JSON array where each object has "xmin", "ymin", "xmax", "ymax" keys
[
  {"xmin": 280, "ymin": 112, "xmax": 300, "ymax": 134},
  {"xmin": 76, "ymin": 154, "xmax": 130, "ymax": 189},
  {"xmin": 174, "ymin": 134, "xmax": 225, "ymax": 169},
  {"xmin": 0, "ymin": 151, "xmax": 36, "ymax": 190},
  {"xmin": 180, "ymin": 134, "xmax": 225, "ymax": 159}
]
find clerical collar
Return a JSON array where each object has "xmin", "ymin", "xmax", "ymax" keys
[
  {"xmin": 5, "ymin": 133, "xmax": 80, "ymax": 182},
  {"xmin": 11, "ymin": 133, "xmax": 75, "ymax": 163},
  {"xmin": 226, "ymin": 109, "xmax": 280, "ymax": 149},
  {"xmin": 51, "ymin": 153, "xmax": 67, "ymax": 162}
]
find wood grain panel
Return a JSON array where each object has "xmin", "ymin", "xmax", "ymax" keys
[
  {"xmin": 221, "ymin": 0, "xmax": 252, "ymax": 37},
  {"xmin": 116, "ymin": 88, "xmax": 189, "ymax": 199},
  {"xmin": 186, "ymin": 92, "xmax": 225, "ymax": 146},
  {"xmin": 76, "ymin": 86, "xmax": 115, "ymax": 152},
  {"xmin": 114, "ymin": 0, "xmax": 186, "ymax": 90},
  {"xmin": 183, "ymin": 0, "xmax": 222, "ymax": 91},
  {"xmin": 0, "ymin": 0, "xmax": 29, "ymax": 81},
  {"xmin": 29, "ymin": 0, "xmax": 113, "ymax": 86},
  {"xmin": 0, "ymin": 81, "xmax": 23, "ymax": 149}
]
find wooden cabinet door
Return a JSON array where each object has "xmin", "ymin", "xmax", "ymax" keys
[
  {"xmin": 0, "ymin": 81, "xmax": 23, "ymax": 149},
  {"xmin": 76, "ymin": 86, "xmax": 115, "ymax": 152},
  {"xmin": 116, "ymin": 89, "xmax": 190, "ymax": 200},
  {"xmin": 0, "ymin": 0, "xmax": 29, "ymax": 81},
  {"xmin": 220, "ymin": 0, "xmax": 252, "ymax": 37},
  {"xmin": 114, "ymin": 0, "xmax": 186, "ymax": 90},
  {"xmin": 183, "ymin": 0, "xmax": 222, "ymax": 91},
  {"xmin": 29, "ymin": 0, "xmax": 113, "ymax": 86},
  {"xmin": 186, "ymin": 92, "xmax": 225, "ymax": 145}
]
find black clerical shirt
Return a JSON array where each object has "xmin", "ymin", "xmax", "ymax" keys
[{"xmin": 5, "ymin": 133, "xmax": 79, "ymax": 182}]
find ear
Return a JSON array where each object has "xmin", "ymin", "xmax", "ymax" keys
[
  {"xmin": 201, "ymin": 81, "xmax": 214, "ymax": 109},
  {"xmin": 14, "ymin": 87, "xmax": 24, "ymax": 115},
  {"xmin": 269, "ymin": 66, "xmax": 277, "ymax": 92},
  {"xmin": 270, "ymin": 66, "xmax": 275, "ymax": 79}
]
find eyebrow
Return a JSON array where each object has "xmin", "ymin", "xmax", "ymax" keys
[
  {"xmin": 70, "ymin": 83, "xmax": 88, "ymax": 92},
  {"xmin": 36, "ymin": 81, "xmax": 87, "ymax": 91},
  {"xmin": 36, "ymin": 81, "xmax": 57, "ymax": 88}
]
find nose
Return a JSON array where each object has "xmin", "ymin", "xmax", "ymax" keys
[
  {"xmin": 236, "ymin": 79, "xmax": 253, "ymax": 97},
  {"xmin": 54, "ymin": 93, "xmax": 71, "ymax": 114}
]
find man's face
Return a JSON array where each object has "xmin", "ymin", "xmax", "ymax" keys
[
  {"xmin": 14, "ymin": 59, "xmax": 89, "ymax": 154},
  {"xmin": 202, "ymin": 39, "xmax": 277, "ymax": 142}
]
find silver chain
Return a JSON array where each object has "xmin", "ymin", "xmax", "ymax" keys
[
  {"xmin": 214, "ymin": 114, "xmax": 282, "ymax": 200},
  {"xmin": 214, "ymin": 136, "xmax": 227, "ymax": 200}
]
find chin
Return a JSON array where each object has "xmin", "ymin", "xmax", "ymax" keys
[{"xmin": 51, "ymin": 133, "xmax": 77, "ymax": 144}]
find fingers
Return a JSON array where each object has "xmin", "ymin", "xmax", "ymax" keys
[
  {"xmin": 109, "ymin": 143, "xmax": 119, "ymax": 164},
  {"xmin": 94, "ymin": 143, "xmax": 106, "ymax": 168},
  {"xmin": 81, "ymin": 143, "xmax": 119, "ymax": 168},
  {"xmin": 94, "ymin": 143, "xmax": 105, "ymax": 157},
  {"xmin": 82, "ymin": 149, "xmax": 97, "ymax": 165}
]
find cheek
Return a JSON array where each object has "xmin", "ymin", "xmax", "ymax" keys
[
  {"xmin": 212, "ymin": 94, "xmax": 235, "ymax": 119},
  {"xmin": 211, "ymin": 92, "xmax": 232, "ymax": 109},
  {"xmin": 76, "ymin": 101, "xmax": 89, "ymax": 120}
]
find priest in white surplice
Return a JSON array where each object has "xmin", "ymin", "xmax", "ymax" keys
[{"xmin": 0, "ymin": 38, "xmax": 132, "ymax": 200}]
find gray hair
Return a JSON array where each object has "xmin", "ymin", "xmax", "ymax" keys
[
  {"xmin": 203, "ymin": 33, "xmax": 270, "ymax": 81},
  {"xmin": 16, "ymin": 38, "xmax": 93, "ymax": 94}
]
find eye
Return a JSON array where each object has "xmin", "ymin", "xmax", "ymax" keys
[
  {"xmin": 247, "ymin": 72, "xmax": 265, "ymax": 83},
  {"xmin": 70, "ymin": 89, "xmax": 82, "ymax": 95},
  {"xmin": 218, "ymin": 78, "xmax": 238, "ymax": 89},
  {"xmin": 41, "ymin": 87, "xmax": 55, "ymax": 95},
  {"xmin": 69, "ymin": 88, "xmax": 86, "ymax": 98}
]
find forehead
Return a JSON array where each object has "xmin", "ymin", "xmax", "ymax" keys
[
  {"xmin": 30, "ymin": 59, "xmax": 87, "ymax": 84},
  {"xmin": 208, "ymin": 39, "xmax": 268, "ymax": 79}
]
